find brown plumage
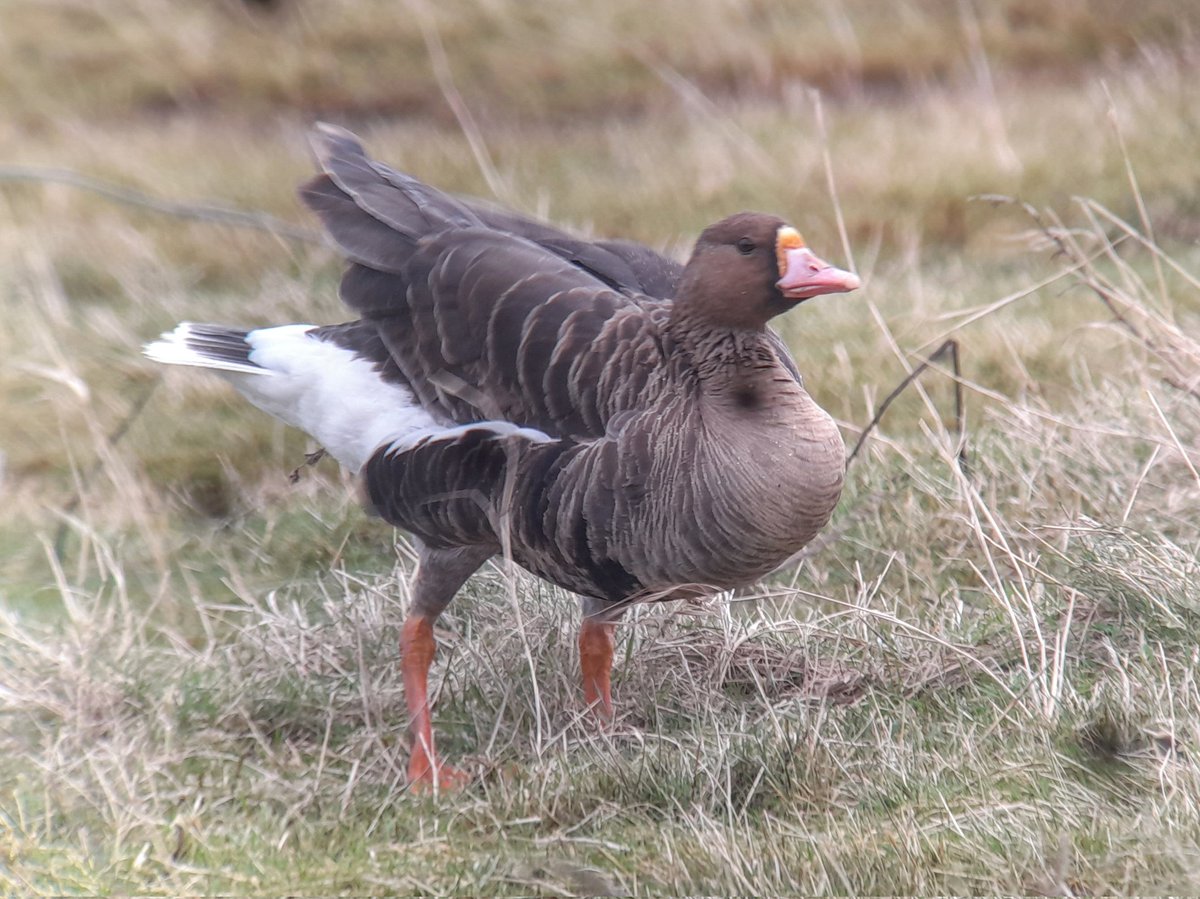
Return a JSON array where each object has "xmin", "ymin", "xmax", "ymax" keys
[{"xmin": 144, "ymin": 124, "xmax": 861, "ymax": 789}]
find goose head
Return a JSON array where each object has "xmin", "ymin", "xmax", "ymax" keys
[{"xmin": 675, "ymin": 212, "xmax": 860, "ymax": 330}]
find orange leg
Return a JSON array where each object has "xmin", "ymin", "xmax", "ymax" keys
[
  {"xmin": 400, "ymin": 614, "xmax": 468, "ymax": 791},
  {"xmin": 579, "ymin": 618, "xmax": 617, "ymax": 721}
]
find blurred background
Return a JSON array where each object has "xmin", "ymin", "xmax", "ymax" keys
[{"xmin": 3, "ymin": 1, "xmax": 1200, "ymax": 893}]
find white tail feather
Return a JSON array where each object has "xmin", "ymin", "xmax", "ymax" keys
[
  {"xmin": 145, "ymin": 322, "xmax": 555, "ymax": 474},
  {"xmin": 144, "ymin": 323, "xmax": 266, "ymax": 375},
  {"xmin": 145, "ymin": 323, "xmax": 440, "ymax": 472}
]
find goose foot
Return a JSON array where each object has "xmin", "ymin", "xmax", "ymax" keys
[{"xmin": 407, "ymin": 752, "xmax": 470, "ymax": 792}]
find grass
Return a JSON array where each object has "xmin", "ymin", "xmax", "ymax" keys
[{"xmin": 3, "ymin": 0, "xmax": 1200, "ymax": 894}]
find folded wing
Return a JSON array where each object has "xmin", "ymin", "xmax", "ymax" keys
[{"xmin": 301, "ymin": 124, "xmax": 676, "ymax": 440}]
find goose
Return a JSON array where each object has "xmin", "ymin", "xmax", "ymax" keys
[{"xmin": 145, "ymin": 124, "xmax": 861, "ymax": 789}]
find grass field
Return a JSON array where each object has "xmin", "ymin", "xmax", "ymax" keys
[{"xmin": 3, "ymin": 1, "xmax": 1200, "ymax": 893}]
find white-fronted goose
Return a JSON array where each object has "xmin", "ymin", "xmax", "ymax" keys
[{"xmin": 145, "ymin": 124, "xmax": 861, "ymax": 789}]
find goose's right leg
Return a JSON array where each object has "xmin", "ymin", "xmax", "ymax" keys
[
  {"xmin": 579, "ymin": 598, "xmax": 626, "ymax": 722},
  {"xmin": 401, "ymin": 542, "xmax": 495, "ymax": 791}
]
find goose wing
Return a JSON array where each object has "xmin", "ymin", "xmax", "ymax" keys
[{"xmin": 301, "ymin": 125, "xmax": 672, "ymax": 440}]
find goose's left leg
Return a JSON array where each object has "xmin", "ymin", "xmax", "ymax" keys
[
  {"xmin": 578, "ymin": 598, "xmax": 626, "ymax": 721},
  {"xmin": 402, "ymin": 542, "xmax": 495, "ymax": 791}
]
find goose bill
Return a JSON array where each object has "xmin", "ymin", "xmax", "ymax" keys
[{"xmin": 776, "ymin": 246, "xmax": 861, "ymax": 300}]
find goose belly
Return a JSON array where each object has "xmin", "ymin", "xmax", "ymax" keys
[
  {"xmin": 508, "ymin": 406, "xmax": 845, "ymax": 602},
  {"xmin": 639, "ymin": 421, "xmax": 845, "ymax": 589}
]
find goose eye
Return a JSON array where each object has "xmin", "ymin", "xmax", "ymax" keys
[{"xmin": 736, "ymin": 237, "xmax": 756, "ymax": 255}]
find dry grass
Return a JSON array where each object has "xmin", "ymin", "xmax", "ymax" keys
[
  {"xmin": 5, "ymin": 0, "xmax": 1196, "ymax": 127},
  {"xmin": 3, "ymin": 1, "xmax": 1200, "ymax": 894},
  {"xmin": 4, "ymin": 324, "xmax": 1200, "ymax": 891}
]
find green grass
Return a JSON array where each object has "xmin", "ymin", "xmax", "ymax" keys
[{"xmin": 3, "ymin": 1, "xmax": 1200, "ymax": 894}]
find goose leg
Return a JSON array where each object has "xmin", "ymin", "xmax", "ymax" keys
[
  {"xmin": 402, "ymin": 542, "xmax": 494, "ymax": 791},
  {"xmin": 579, "ymin": 599, "xmax": 625, "ymax": 721}
]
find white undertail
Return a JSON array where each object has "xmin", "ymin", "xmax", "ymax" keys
[{"xmin": 145, "ymin": 323, "xmax": 440, "ymax": 472}]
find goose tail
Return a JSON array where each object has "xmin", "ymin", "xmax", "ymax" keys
[{"xmin": 144, "ymin": 322, "xmax": 438, "ymax": 473}]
